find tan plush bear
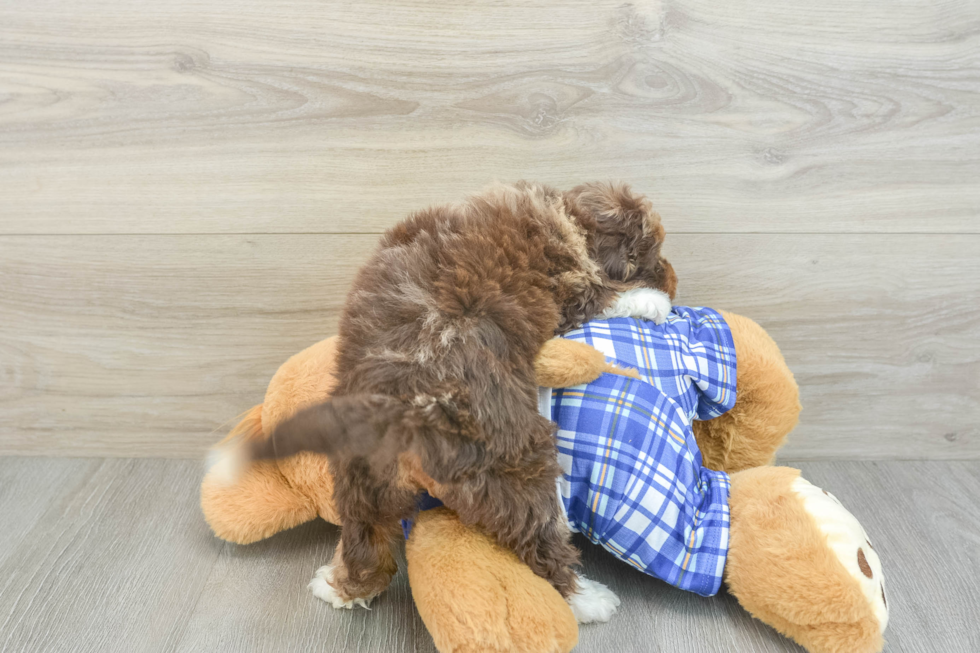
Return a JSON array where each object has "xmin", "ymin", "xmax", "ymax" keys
[{"xmin": 202, "ymin": 310, "xmax": 887, "ymax": 653}]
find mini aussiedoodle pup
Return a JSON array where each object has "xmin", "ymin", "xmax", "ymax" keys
[{"xmin": 220, "ymin": 181, "xmax": 676, "ymax": 617}]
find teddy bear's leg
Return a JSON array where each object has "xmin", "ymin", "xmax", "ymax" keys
[
  {"xmin": 253, "ymin": 336, "xmax": 348, "ymax": 525},
  {"xmin": 201, "ymin": 405, "xmax": 319, "ymax": 544},
  {"xmin": 406, "ymin": 507, "xmax": 579, "ymax": 653},
  {"xmin": 692, "ymin": 311, "xmax": 801, "ymax": 473},
  {"xmin": 725, "ymin": 466, "xmax": 888, "ymax": 653},
  {"xmin": 203, "ymin": 335, "xmax": 345, "ymax": 538}
]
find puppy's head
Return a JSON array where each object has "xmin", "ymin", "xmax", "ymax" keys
[{"xmin": 564, "ymin": 182, "xmax": 676, "ymax": 299}]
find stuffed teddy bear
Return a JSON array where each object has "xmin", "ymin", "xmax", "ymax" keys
[{"xmin": 202, "ymin": 308, "xmax": 888, "ymax": 653}]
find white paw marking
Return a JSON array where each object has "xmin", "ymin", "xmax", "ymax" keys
[
  {"xmin": 308, "ymin": 564, "xmax": 373, "ymax": 610},
  {"xmin": 792, "ymin": 477, "xmax": 888, "ymax": 633},
  {"xmin": 567, "ymin": 576, "xmax": 620, "ymax": 624},
  {"xmin": 600, "ymin": 288, "xmax": 672, "ymax": 325}
]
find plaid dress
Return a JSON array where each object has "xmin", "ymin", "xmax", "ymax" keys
[{"xmin": 548, "ymin": 307, "xmax": 736, "ymax": 596}]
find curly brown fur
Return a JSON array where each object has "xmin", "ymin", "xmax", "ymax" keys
[
  {"xmin": 249, "ymin": 181, "xmax": 674, "ymax": 602},
  {"xmin": 563, "ymin": 181, "xmax": 677, "ymax": 306}
]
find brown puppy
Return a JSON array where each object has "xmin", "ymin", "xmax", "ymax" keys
[{"xmin": 239, "ymin": 181, "xmax": 676, "ymax": 609}]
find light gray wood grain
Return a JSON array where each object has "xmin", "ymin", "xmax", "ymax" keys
[
  {"xmin": 0, "ymin": 458, "xmax": 102, "ymax": 568},
  {"xmin": 171, "ymin": 523, "xmax": 428, "ymax": 653},
  {"xmin": 0, "ymin": 458, "xmax": 976, "ymax": 652},
  {"xmin": 1, "ymin": 234, "xmax": 977, "ymax": 459},
  {"xmin": 1, "ymin": 0, "xmax": 978, "ymax": 234},
  {"xmin": 0, "ymin": 458, "xmax": 222, "ymax": 653},
  {"xmin": 673, "ymin": 234, "xmax": 980, "ymax": 460},
  {"xmin": 0, "ymin": 234, "xmax": 373, "ymax": 457}
]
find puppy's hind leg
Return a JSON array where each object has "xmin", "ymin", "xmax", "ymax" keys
[
  {"xmin": 310, "ymin": 457, "xmax": 412, "ymax": 609},
  {"xmin": 445, "ymin": 441, "xmax": 581, "ymax": 597},
  {"xmin": 445, "ymin": 423, "xmax": 621, "ymax": 622},
  {"xmin": 517, "ymin": 473, "xmax": 620, "ymax": 623}
]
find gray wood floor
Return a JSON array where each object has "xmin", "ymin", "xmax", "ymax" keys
[{"xmin": 0, "ymin": 458, "xmax": 977, "ymax": 653}]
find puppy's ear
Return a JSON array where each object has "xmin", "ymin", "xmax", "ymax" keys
[{"xmin": 565, "ymin": 182, "xmax": 674, "ymax": 297}]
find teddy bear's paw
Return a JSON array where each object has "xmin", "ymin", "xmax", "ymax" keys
[
  {"xmin": 567, "ymin": 575, "xmax": 620, "ymax": 624},
  {"xmin": 308, "ymin": 564, "xmax": 373, "ymax": 610},
  {"xmin": 792, "ymin": 477, "xmax": 889, "ymax": 633},
  {"xmin": 600, "ymin": 288, "xmax": 672, "ymax": 325}
]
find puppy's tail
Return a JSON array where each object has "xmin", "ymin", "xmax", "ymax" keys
[{"xmin": 247, "ymin": 394, "xmax": 408, "ymax": 462}]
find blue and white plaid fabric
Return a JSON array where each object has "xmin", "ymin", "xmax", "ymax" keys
[
  {"xmin": 562, "ymin": 306, "xmax": 736, "ymax": 421},
  {"xmin": 551, "ymin": 307, "xmax": 736, "ymax": 596}
]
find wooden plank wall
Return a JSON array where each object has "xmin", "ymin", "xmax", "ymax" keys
[{"xmin": 1, "ymin": 0, "xmax": 977, "ymax": 458}]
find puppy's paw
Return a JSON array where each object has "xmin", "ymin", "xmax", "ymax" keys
[
  {"xmin": 308, "ymin": 565, "xmax": 373, "ymax": 610},
  {"xmin": 600, "ymin": 288, "xmax": 672, "ymax": 325},
  {"xmin": 567, "ymin": 576, "xmax": 620, "ymax": 624}
]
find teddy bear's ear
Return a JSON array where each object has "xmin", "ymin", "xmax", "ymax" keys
[{"xmin": 564, "ymin": 182, "xmax": 676, "ymax": 299}]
